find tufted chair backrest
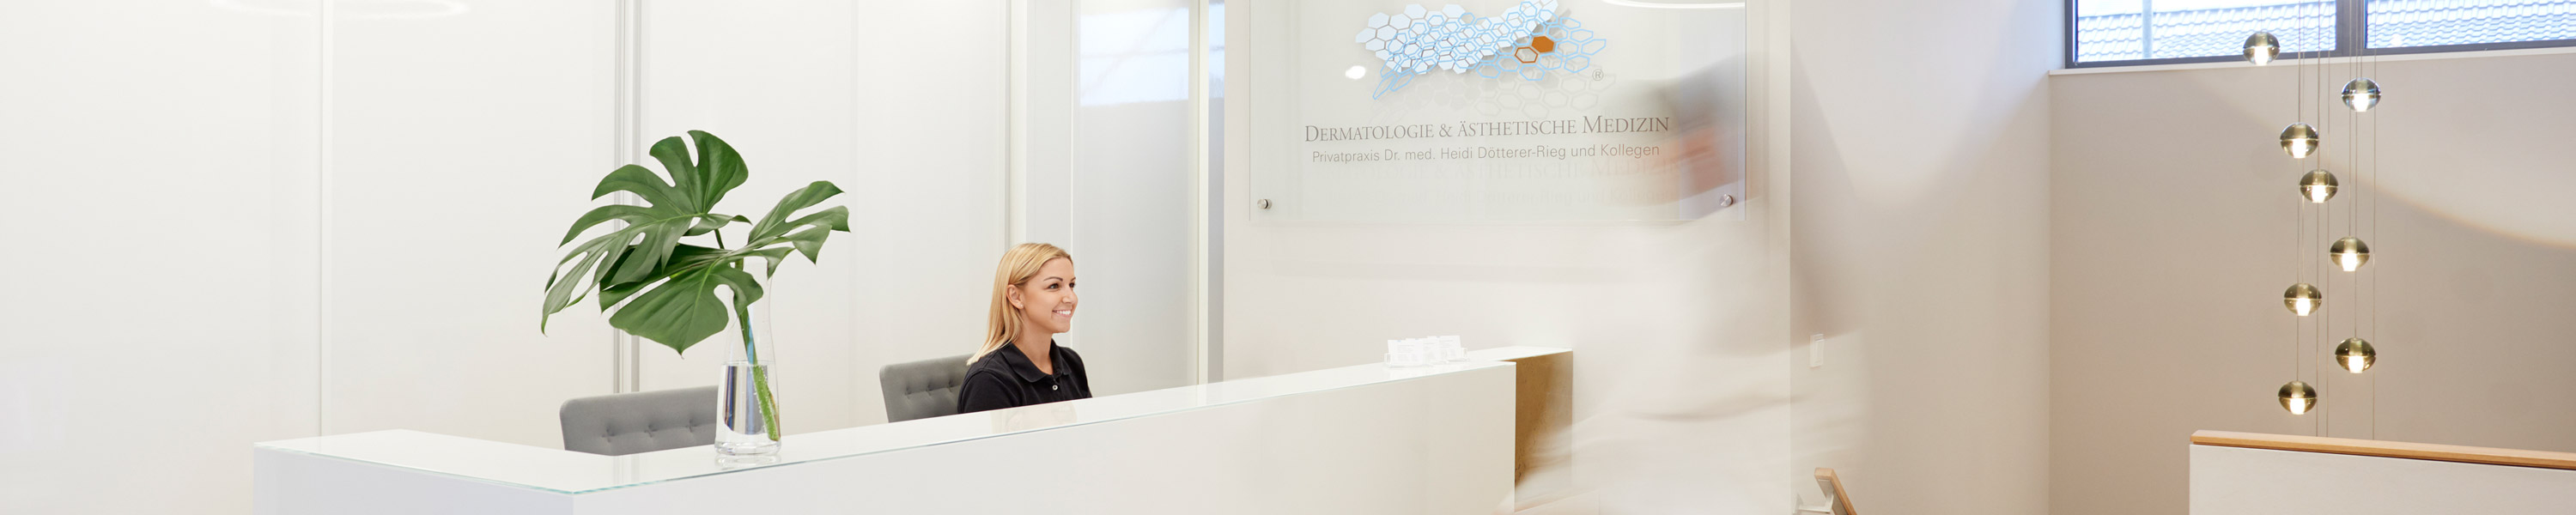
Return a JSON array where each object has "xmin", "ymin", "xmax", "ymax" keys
[
  {"xmin": 878, "ymin": 354, "xmax": 973, "ymax": 423},
  {"xmin": 559, "ymin": 385, "xmax": 718, "ymax": 456}
]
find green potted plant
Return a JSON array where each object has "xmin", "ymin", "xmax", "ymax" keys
[{"xmin": 540, "ymin": 130, "xmax": 848, "ymax": 457}]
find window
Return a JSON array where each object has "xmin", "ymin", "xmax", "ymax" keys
[
  {"xmin": 2369, "ymin": 0, "xmax": 2576, "ymax": 48},
  {"xmin": 2071, "ymin": 0, "xmax": 2576, "ymax": 67}
]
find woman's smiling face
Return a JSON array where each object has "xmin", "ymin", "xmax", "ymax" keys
[{"xmin": 1010, "ymin": 258, "xmax": 1078, "ymax": 336}]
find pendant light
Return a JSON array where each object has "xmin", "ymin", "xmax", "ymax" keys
[
  {"xmin": 2300, "ymin": 169, "xmax": 2339, "ymax": 203},
  {"xmin": 2280, "ymin": 124, "xmax": 2320, "ymax": 158},
  {"xmin": 2245, "ymin": 32, "xmax": 2281, "ymax": 65},
  {"xmin": 2330, "ymin": 236, "xmax": 2371, "ymax": 272},
  {"xmin": 2283, "ymin": 283, "xmax": 2322, "ymax": 316},
  {"xmin": 2342, "ymin": 78, "xmax": 2380, "ymax": 112},
  {"xmin": 2278, "ymin": 380, "xmax": 2318, "ymax": 415},
  {"xmin": 2335, "ymin": 337, "xmax": 2377, "ymax": 373}
]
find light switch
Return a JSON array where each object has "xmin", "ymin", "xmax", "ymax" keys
[{"xmin": 1808, "ymin": 333, "xmax": 1826, "ymax": 368}]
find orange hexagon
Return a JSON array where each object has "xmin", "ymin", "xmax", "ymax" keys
[
  {"xmin": 1514, "ymin": 46, "xmax": 1539, "ymax": 64},
  {"xmin": 1530, "ymin": 36, "xmax": 1556, "ymax": 53}
]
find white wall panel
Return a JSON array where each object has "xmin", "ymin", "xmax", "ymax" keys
[
  {"xmin": 636, "ymin": 0, "xmax": 866, "ymax": 431},
  {"xmin": 0, "ymin": 2, "xmax": 320, "ymax": 513},
  {"xmin": 636, "ymin": 0, "xmax": 1011, "ymax": 429},
  {"xmin": 1017, "ymin": 0, "xmax": 1078, "ymax": 247},
  {"xmin": 2191, "ymin": 445, "xmax": 2576, "ymax": 514},
  {"xmin": 846, "ymin": 0, "xmax": 1012, "ymax": 420},
  {"xmin": 321, "ymin": 2, "xmax": 619, "ymax": 448},
  {"xmin": 1785, "ymin": 1, "xmax": 2059, "ymax": 514}
]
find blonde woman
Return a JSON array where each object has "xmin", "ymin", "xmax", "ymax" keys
[{"xmin": 956, "ymin": 243, "xmax": 1091, "ymax": 415}]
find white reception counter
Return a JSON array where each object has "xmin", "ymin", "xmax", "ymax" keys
[{"xmin": 254, "ymin": 358, "xmax": 1519, "ymax": 514}]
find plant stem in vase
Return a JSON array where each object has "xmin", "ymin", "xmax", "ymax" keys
[{"xmin": 734, "ymin": 298, "xmax": 782, "ymax": 448}]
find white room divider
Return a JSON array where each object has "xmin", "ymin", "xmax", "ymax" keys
[{"xmin": 2191, "ymin": 430, "xmax": 2576, "ymax": 514}]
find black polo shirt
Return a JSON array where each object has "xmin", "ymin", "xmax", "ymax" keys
[{"xmin": 955, "ymin": 342, "xmax": 1091, "ymax": 415}]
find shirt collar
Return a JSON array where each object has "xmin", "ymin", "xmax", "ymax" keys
[{"xmin": 997, "ymin": 342, "xmax": 1058, "ymax": 383}]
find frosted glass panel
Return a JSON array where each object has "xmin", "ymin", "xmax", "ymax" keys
[
  {"xmin": 1255, "ymin": 0, "xmax": 1747, "ymax": 222},
  {"xmin": 1067, "ymin": 0, "xmax": 1200, "ymax": 395}
]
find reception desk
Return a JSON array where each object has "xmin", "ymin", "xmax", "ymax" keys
[{"xmin": 254, "ymin": 358, "xmax": 1519, "ymax": 514}]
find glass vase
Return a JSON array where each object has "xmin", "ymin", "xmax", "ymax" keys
[{"xmin": 714, "ymin": 297, "xmax": 782, "ymax": 457}]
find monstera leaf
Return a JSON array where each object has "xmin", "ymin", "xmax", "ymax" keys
[{"xmin": 541, "ymin": 130, "xmax": 850, "ymax": 354}]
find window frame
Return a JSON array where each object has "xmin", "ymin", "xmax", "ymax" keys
[{"xmin": 2064, "ymin": 0, "xmax": 2576, "ymax": 69}]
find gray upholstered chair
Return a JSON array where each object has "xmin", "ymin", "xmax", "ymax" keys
[
  {"xmin": 559, "ymin": 385, "xmax": 718, "ymax": 456},
  {"xmin": 879, "ymin": 354, "xmax": 972, "ymax": 422}
]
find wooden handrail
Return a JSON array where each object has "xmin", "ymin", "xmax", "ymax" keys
[
  {"xmin": 2191, "ymin": 430, "xmax": 2576, "ymax": 470},
  {"xmin": 1813, "ymin": 468, "xmax": 1858, "ymax": 515}
]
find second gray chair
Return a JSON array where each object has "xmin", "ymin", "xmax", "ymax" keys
[
  {"xmin": 559, "ymin": 385, "xmax": 718, "ymax": 456},
  {"xmin": 879, "ymin": 354, "xmax": 973, "ymax": 422}
]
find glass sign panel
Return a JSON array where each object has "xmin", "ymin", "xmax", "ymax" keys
[{"xmin": 1256, "ymin": 0, "xmax": 1748, "ymax": 222}]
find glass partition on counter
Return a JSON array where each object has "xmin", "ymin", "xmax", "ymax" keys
[{"xmin": 1220, "ymin": 1, "xmax": 1789, "ymax": 512}]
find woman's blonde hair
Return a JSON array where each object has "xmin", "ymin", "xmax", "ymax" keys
[{"xmin": 971, "ymin": 243, "xmax": 1074, "ymax": 364}]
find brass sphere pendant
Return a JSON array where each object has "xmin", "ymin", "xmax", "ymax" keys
[
  {"xmin": 2336, "ymin": 337, "xmax": 2378, "ymax": 373},
  {"xmin": 2330, "ymin": 236, "xmax": 2372, "ymax": 272},
  {"xmin": 2342, "ymin": 77, "xmax": 2381, "ymax": 112},
  {"xmin": 2283, "ymin": 282, "xmax": 2322, "ymax": 316},
  {"xmin": 2245, "ymin": 32, "xmax": 2281, "ymax": 65},
  {"xmin": 2300, "ymin": 169, "xmax": 2339, "ymax": 203},
  {"xmin": 2279, "ymin": 380, "xmax": 2318, "ymax": 415},
  {"xmin": 2281, "ymin": 124, "xmax": 2320, "ymax": 158}
]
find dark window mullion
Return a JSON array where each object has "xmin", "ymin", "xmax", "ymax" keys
[
  {"xmin": 2063, "ymin": 0, "xmax": 2078, "ymax": 69},
  {"xmin": 2338, "ymin": 0, "xmax": 2367, "ymax": 54}
]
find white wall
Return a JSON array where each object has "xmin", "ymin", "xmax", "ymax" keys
[
  {"xmin": 630, "ymin": 0, "xmax": 870, "ymax": 433},
  {"xmin": 1784, "ymin": 1, "xmax": 2060, "ymax": 514},
  {"xmin": 1221, "ymin": 0, "xmax": 1794, "ymax": 512},
  {"xmin": 319, "ymin": 0, "xmax": 621, "ymax": 450},
  {"xmin": 0, "ymin": 2, "xmax": 1011, "ymax": 512},
  {"xmin": 843, "ymin": 0, "xmax": 1013, "ymax": 420},
  {"xmin": 1, "ymin": 3, "xmax": 319, "ymax": 512},
  {"xmin": 2051, "ymin": 51, "xmax": 2576, "ymax": 515},
  {"xmin": 623, "ymin": 0, "xmax": 1012, "ymax": 429}
]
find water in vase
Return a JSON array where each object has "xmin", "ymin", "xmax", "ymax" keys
[{"xmin": 715, "ymin": 360, "xmax": 781, "ymax": 456}]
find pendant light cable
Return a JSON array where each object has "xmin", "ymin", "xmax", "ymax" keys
[
  {"xmin": 2321, "ymin": 0, "xmax": 2333, "ymax": 436},
  {"xmin": 2366, "ymin": 15, "xmax": 2382, "ymax": 440}
]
